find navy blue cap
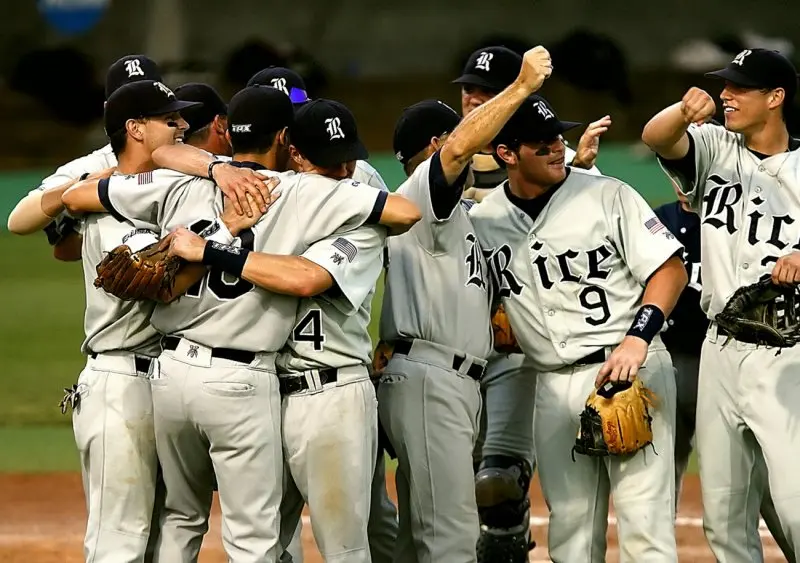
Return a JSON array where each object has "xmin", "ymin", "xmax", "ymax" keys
[
  {"xmin": 104, "ymin": 80, "xmax": 201, "ymax": 135},
  {"xmin": 228, "ymin": 86, "xmax": 294, "ymax": 139},
  {"xmin": 706, "ymin": 49, "xmax": 798, "ymax": 102},
  {"xmin": 491, "ymin": 95, "xmax": 581, "ymax": 148},
  {"xmin": 105, "ymin": 55, "xmax": 161, "ymax": 99},
  {"xmin": 174, "ymin": 83, "xmax": 228, "ymax": 137},
  {"xmin": 393, "ymin": 100, "xmax": 461, "ymax": 165},
  {"xmin": 290, "ymin": 99, "xmax": 368, "ymax": 167},
  {"xmin": 453, "ymin": 46, "xmax": 522, "ymax": 92},
  {"xmin": 246, "ymin": 67, "xmax": 310, "ymax": 104}
]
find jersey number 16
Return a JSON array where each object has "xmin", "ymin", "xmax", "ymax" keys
[{"xmin": 185, "ymin": 220, "xmax": 255, "ymax": 300}]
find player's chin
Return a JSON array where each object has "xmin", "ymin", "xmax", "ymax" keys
[{"xmin": 546, "ymin": 159, "xmax": 567, "ymax": 181}]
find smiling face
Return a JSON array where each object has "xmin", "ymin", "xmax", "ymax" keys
[
  {"xmin": 141, "ymin": 111, "xmax": 189, "ymax": 152},
  {"xmin": 720, "ymin": 81, "xmax": 782, "ymax": 133},
  {"xmin": 498, "ymin": 136, "xmax": 568, "ymax": 188}
]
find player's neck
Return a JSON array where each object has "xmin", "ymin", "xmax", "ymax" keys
[
  {"xmin": 116, "ymin": 149, "xmax": 156, "ymax": 175},
  {"xmin": 507, "ymin": 178, "xmax": 552, "ymax": 200},
  {"xmin": 190, "ymin": 137, "xmax": 230, "ymax": 159},
  {"xmin": 744, "ymin": 120, "xmax": 789, "ymax": 156},
  {"xmin": 233, "ymin": 151, "xmax": 278, "ymax": 171}
]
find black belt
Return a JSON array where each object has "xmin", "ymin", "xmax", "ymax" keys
[
  {"xmin": 89, "ymin": 352, "xmax": 152, "ymax": 374},
  {"xmin": 393, "ymin": 340, "xmax": 485, "ymax": 381},
  {"xmin": 279, "ymin": 368, "xmax": 338, "ymax": 395},
  {"xmin": 573, "ymin": 348, "xmax": 607, "ymax": 366},
  {"xmin": 161, "ymin": 336, "xmax": 256, "ymax": 365}
]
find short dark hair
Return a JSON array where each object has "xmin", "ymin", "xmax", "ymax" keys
[
  {"xmin": 230, "ymin": 129, "xmax": 280, "ymax": 155},
  {"xmin": 109, "ymin": 127, "xmax": 128, "ymax": 158},
  {"xmin": 184, "ymin": 122, "xmax": 212, "ymax": 146}
]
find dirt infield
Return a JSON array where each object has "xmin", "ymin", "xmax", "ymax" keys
[{"xmin": 0, "ymin": 472, "xmax": 786, "ymax": 562}]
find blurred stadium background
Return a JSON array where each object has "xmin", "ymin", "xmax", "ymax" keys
[{"xmin": 1, "ymin": 0, "xmax": 799, "ymax": 469}]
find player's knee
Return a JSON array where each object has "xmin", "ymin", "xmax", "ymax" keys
[{"xmin": 475, "ymin": 455, "xmax": 531, "ymax": 530}]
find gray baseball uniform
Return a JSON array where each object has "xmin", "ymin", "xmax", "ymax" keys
[
  {"xmin": 658, "ymin": 122, "xmax": 800, "ymax": 562},
  {"xmin": 72, "ymin": 212, "xmax": 160, "ymax": 563},
  {"xmin": 277, "ymin": 225, "xmax": 385, "ymax": 563},
  {"xmin": 378, "ymin": 152, "xmax": 491, "ymax": 563},
  {"xmin": 470, "ymin": 168, "xmax": 682, "ymax": 563},
  {"xmin": 102, "ymin": 166, "xmax": 387, "ymax": 563}
]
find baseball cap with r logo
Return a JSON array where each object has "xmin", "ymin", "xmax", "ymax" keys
[
  {"xmin": 706, "ymin": 48, "xmax": 799, "ymax": 102},
  {"xmin": 290, "ymin": 99, "xmax": 368, "ymax": 167}
]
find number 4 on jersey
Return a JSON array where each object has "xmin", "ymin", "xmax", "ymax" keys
[{"xmin": 292, "ymin": 309, "xmax": 326, "ymax": 351}]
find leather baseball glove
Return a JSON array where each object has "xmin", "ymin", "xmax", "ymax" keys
[
  {"xmin": 492, "ymin": 303, "xmax": 522, "ymax": 354},
  {"xmin": 572, "ymin": 378, "xmax": 657, "ymax": 458},
  {"xmin": 94, "ymin": 241, "xmax": 181, "ymax": 301},
  {"xmin": 715, "ymin": 277, "xmax": 800, "ymax": 348}
]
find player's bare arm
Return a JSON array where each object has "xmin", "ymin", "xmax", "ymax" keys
[
  {"xmin": 571, "ymin": 115, "xmax": 612, "ymax": 170},
  {"xmin": 165, "ymin": 227, "xmax": 334, "ymax": 298},
  {"xmin": 379, "ymin": 194, "xmax": 422, "ymax": 235},
  {"xmin": 7, "ymin": 167, "xmax": 115, "ymax": 234},
  {"xmin": 62, "ymin": 178, "xmax": 106, "ymax": 214},
  {"xmin": 439, "ymin": 45, "xmax": 553, "ymax": 185},
  {"xmin": 53, "ymin": 231, "xmax": 83, "ymax": 262},
  {"xmin": 642, "ymin": 88, "xmax": 716, "ymax": 160},
  {"xmin": 152, "ymin": 143, "xmax": 271, "ymax": 217},
  {"xmin": 596, "ymin": 255, "xmax": 687, "ymax": 387}
]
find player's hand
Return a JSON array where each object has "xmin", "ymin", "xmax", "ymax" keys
[
  {"xmin": 680, "ymin": 87, "xmax": 716, "ymax": 126},
  {"xmin": 163, "ymin": 227, "xmax": 206, "ymax": 263},
  {"xmin": 771, "ymin": 252, "xmax": 800, "ymax": 286},
  {"xmin": 572, "ymin": 115, "xmax": 611, "ymax": 170},
  {"xmin": 84, "ymin": 167, "xmax": 117, "ymax": 181},
  {"xmin": 212, "ymin": 163, "xmax": 273, "ymax": 218},
  {"xmin": 595, "ymin": 336, "xmax": 649, "ymax": 388},
  {"xmin": 220, "ymin": 176, "xmax": 281, "ymax": 236},
  {"xmin": 518, "ymin": 46, "xmax": 553, "ymax": 92}
]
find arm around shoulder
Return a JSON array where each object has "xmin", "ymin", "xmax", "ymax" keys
[{"xmin": 378, "ymin": 193, "xmax": 422, "ymax": 236}]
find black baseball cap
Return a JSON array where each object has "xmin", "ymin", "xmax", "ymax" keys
[
  {"xmin": 105, "ymin": 55, "xmax": 161, "ymax": 99},
  {"xmin": 706, "ymin": 49, "xmax": 799, "ymax": 102},
  {"xmin": 104, "ymin": 80, "xmax": 201, "ymax": 136},
  {"xmin": 246, "ymin": 66, "xmax": 311, "ymax": 104},
  {"xmin": 227, "ymin": 86, "xmax": 295, "ymax": 139},
  {"xmin": 290, "ymin": 99, "xmax": 368, "ymax": 167},
  {"xmin": 393, "ymin": 99, "xmax": 461, "ymax": 165},
  {"xmin": 491, "ymin": 95, "xmax": 581, "ymax": 148},
  {"xmin": 174, "ymin": 83, "xmax": 228, "ymax": 137},
  {"xmin": 453, "ymin": 46, "xmax": 522, "ymax": 92}
]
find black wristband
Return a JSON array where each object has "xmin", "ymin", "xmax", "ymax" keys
[
  {"xmin": 79, "ymin": 172, "xmax": 90, "ymax": 181},
  {"xmin": 202, "ymin": 241, "xmax": 250, "ymax": 278},
  {"xmin": 207, "ymin": 160, "xmax": 224, "ymax": 182},
  {"xmin": 626, "ymin": 305, "xmax": 666, "ymax": 344}
]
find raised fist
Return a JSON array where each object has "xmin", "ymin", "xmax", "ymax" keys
[
  {"xmin": 519, "ymin": 46, "xmax": 553, "ymax": 92},
  {"xmin": 681, "ymin": 87, "xmax": 716, "ymax": 126}
]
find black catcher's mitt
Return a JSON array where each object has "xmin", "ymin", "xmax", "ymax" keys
[{"xmin": 715, "ymin": 277, "xmax": 800, "ymax": 348}]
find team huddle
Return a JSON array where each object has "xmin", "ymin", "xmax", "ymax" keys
[{"xmin": 7, "ymin": 40, "xmax": 800, "ymax": 563}]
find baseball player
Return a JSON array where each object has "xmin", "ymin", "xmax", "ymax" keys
[
  {"xmin": 655, "ymin": 188, "xmax": 796, "ymax": 561},
  {"xmin": 470, "ymin": 93, "xmax": 687, "ymax": 562},
  {"xmin": 642, "ymin": 48, "xmax": 800, "ymax": 561},
  {"xmin": 247, "ymin": 66, "xmax": 389, "ymax": 191},
  {"xmin": 174, "ymin": 82, "xmax": 232, "ymax": 157},
  {"xmin": 56, "ymin": 79, "xmax": 200, "ymax": 563},
  {"xmin": 64, "ymin": 86, "xmax": 420, "ymax": 562},
  {"xmin": 452, "ymin": 44, "xmax": 608, "ymax": 561},
  {"xmin": 6, "ymin": 54, "xmax": 161, "ymax": 256},
  {"xmin": 376, "ymin": 45, "xmax": 553, "ymax": 563}
]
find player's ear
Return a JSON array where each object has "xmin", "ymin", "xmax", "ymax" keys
[
  {"xmin": 126, "ymin": 119, "xmax": 144, "ymax": 142},
  {"xmin": 496, "ymin": 144, "xmax": 517, "ymax": 167},
  {"xmin": 768, "ymin": 88, "xmax": 785, "ymax": 110},
  {"xmin": 214, "ymin": 115, "xmax": 227, "ymax": 136},
  {"xmin": 224, "ymin": 130, "xmax": 232, "ymax": 146},
  {"xmin": 289, "ymin": 144, "xmax": 303, "ymax": 166},
  {"xmin": 277, "ymin": 127, "xmax": 289, "ymax": 147}
]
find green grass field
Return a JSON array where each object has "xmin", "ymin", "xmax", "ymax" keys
[{"xmin": 0, "ymin": 146, "xmax": 689, "ymax": 472}]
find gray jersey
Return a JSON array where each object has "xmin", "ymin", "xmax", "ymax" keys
[
  {"xmin": 278, "ymin": 226, "xmax": 386, "ymax": 372},
  {"xmin": 103, "ymin": 168, "xmax": 387, "ymax": 352},
  {"xmin": 659, "ymin": 123, "xmax": 800, "ymax": 318},
  {"xmin": 352, "ymin": 160, "xmax": 389, "ymax": 190},
  {"xmin": 80, "ymin": 215, "xmax": 161, "ymax": 357},
  {"xmin": 379, "ymin": 154, "xmax": 493, "ymax": 359},
  {"xmin": 470, "ymin": 169, "xmax": 683, "ymax": 372}
]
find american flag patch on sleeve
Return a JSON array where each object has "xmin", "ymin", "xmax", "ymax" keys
[
  {"xmin": 138, "ymin": 171, "xmax": 153, "ymax": 185},
  {"xmin": 332, "ymin": 237, "xmax": 357, "ymax": 262},
  {"xmin": 644, "ymin": 217, "xmax": 665, "ymax": 234}
]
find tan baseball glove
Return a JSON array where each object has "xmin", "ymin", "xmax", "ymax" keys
[
  {"xmin": 572, "ymin": 378, "xmax": 658, "ymax": 457},
  {"xmin": 94, "ymin": 240, "xmax": 181, "ymax": 301}
]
